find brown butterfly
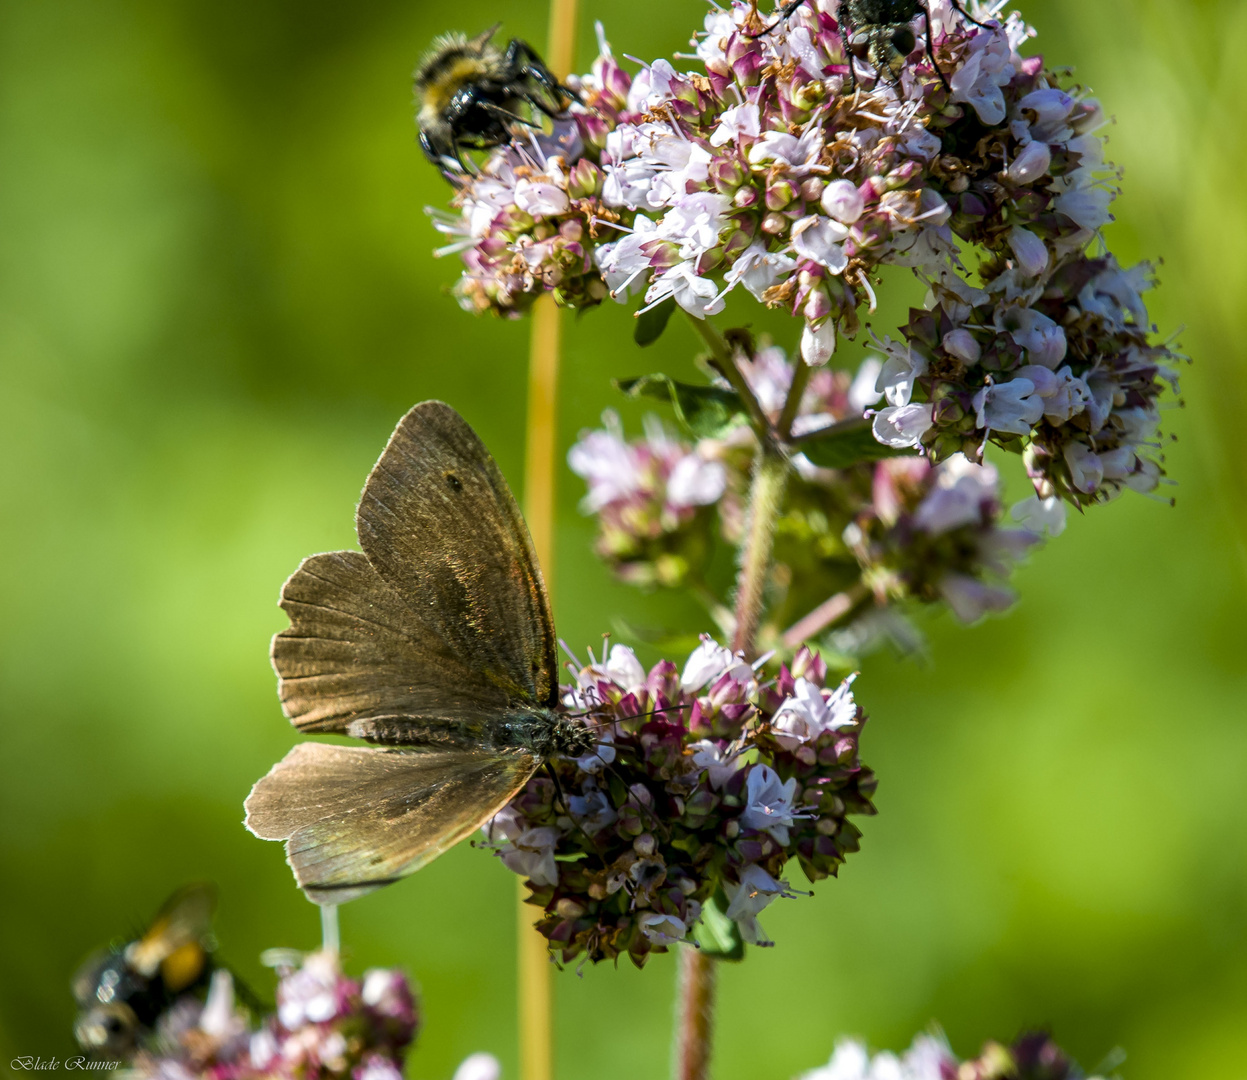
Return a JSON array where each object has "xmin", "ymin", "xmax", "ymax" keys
[{"xmin": 245, "ymin": 402, "xmax": 594, "ymax": 904}]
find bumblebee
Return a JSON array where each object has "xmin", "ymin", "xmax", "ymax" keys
[
  {"xmin": 72, "ymin": 883, "xmax": 217, "ymax": 1058},
  {"xmin": 755, "ymin": 0, "xmax": 987, "ymax": 90},
  {"xmin": 414, "ymin": 25, "xmax": 571, "ymax": 172}
]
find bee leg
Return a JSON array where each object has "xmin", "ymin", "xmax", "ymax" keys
[
  {"xmin": 922, "ymin": 4, "xmax": 952, "ymax": 91},
  {"xmin": 747, "ymin": 0, "xmax": 809, "ymax": 38},
  {"xmin": 543, "ymin": 760, "xmax": 572, "ymax": 815},
  {"xmin": 479, "ymin": 101, "xmax": 541, "ymax": 128},
  {"xmin": 947, "ymin": 0, "xmax": 990, "ymax": 29},
  {"xmin": 521, "ymin": 91, "xmax": 565, "ymax": 121},
  {"xmin": 838, "ymin": 14, "xmax": 859, "ymax": 94},
  {"xmin": 507, "ymin": 39, "xmax": 573, "ymax": 111}
]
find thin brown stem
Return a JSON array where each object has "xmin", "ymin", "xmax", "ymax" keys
[
  {"xmin": 781, "ymin": 582, "xmax": 869, "ymax": 650},
  {"xmin": 673, "ymin": 949, "xmax": 717, "ymax": 1080},
  {"xmin": 776, "ymin": 357, "xmax": 813, "ymax": 441}
]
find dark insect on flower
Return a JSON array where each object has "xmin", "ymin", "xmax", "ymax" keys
[
  {"xmin": 754, "ymin": 0, "xmax": 988, "ymax": 90},
  {"xmin": 72, "ymin": 884, "xmax": 219, "ymax": 1057},
  {"xmin": 415, "ymin": 25, "xmax": 573, "ymax": 173}
]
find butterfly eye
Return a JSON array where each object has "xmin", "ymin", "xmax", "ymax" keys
[
  {"xmin": 891, "ymin": 26, "xmax": 916, "ymax": 56},
  {"xmin": 444, "ymin": 472, "xmax": 463, "ymax": 492}
]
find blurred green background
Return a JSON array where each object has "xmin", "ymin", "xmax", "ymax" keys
[{"xmin": 1, "ymin": 0, "xmax": 1244, "ymax": 1076}]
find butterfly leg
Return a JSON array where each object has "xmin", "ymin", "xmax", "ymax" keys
[{"xmin": 922, "ymin": 4, "xmax": 952, "ymax": 91}]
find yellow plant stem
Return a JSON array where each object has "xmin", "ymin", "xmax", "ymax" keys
[
  {"xmin": 519, "ymin": 293, "xmax": 561, "ymax": 1080},
  {"xmin": 518, "ymin": 5, "xmax": 577, "ymax": 1073}
]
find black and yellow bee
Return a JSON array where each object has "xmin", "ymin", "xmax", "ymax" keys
[
  {"xmin": 72, "ymin": 884, "xmax": 218, "ymax": 1058},
  {"xmin": 414, "ymin": 25, "xmax": 572, "ymax": 173},
  {"xmin": 756, "ymin": 0, "xmax": 987, "ymax": 90}
]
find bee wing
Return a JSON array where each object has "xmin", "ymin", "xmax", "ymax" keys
[
  {"xmin": 244, "ymin": 742, "xmax": 538, "ymax": 904},
  {"xmin": 271, "ymin": 401, "xmax": 556, "ymax": 735},
  {"xmin": 124, "ymin": 883, "xmax": 217, "ymax": 978}
]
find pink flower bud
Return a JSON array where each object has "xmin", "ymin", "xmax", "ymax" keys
[{"xmin": 820, "ymin": 179, "xmax": 865, "ymax": 224}]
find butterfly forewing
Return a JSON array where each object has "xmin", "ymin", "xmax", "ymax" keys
[
  {"xmin": 355, "ymin": 401, "xmax": 558, "ymax": 710},
  {"xmin": 245, "ymin": 742, "xmax": 539, "ymax": 904},
  {"xmin": 272, "ymin": 550, "xmax": 512, "ymax": 733}
]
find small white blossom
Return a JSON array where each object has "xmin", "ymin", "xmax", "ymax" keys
[
  {"xmin": 941, "ymin": 327, "xmax": 981, "ymax": 366},
  {"xmin": 681, "ymin": 637, "xmax": 748, "ymax": 692},
  {"xmin": 723, "ymin": 864, "xmax": 790, "ymax": 945},
  {"xmin": 821, "ymin": 179, "xmax": 865, "ymax": 224},
  {"xmin": 1063, "ymin": 441, "xmax": 1104, "ymax": 493},
  {"xmin": 872, "ymin": 404, "xmax": 933, "ymax": 448},
  {"xmin": 1007, "ymin": 225, "xmax": 1049, "ymax": 278},
  {"xmin": 792, "ymin": 215, "xmax": 850, "ymax": 272},
  {"xmin": 638, "ymin": 911, "xmax": 689, "ymax": 944},
  {"xmin": 1004, "ymin": 140, "xmax": 1052, "ymax": 184},
  {"xmin": 973, "ymin": 378, "xmax": 1044, "ymax": 436},
  {"xmin": 498, "ymin": 826, "xmax": 560, "ymax": 886},
  {"xmin": 721, "ymin": 242, "xmax": 797, "ymax": 301},
  {"xmin": 801, "ymin": 319, "xmax": 837, "ymax": 365},
  {"xmin": 689, "ymin": 740, "xmax": 744, "ymax": 790},
  {"xmin": 709, "ymin": 102, "xmax": 760, "ymax": 147},
  {"xmin": 644, "ymin": 261, "xmax": 725, "ymax": 318},
  {"xmin": 939, "ymin": 573, "xmax": 1015, "ymax": 623},
  {"xmin": 741, "ymin": 764, "xmax": 799, "ymax": 843},
  {"xmin": 453, "ymin": 1053, "xmax": 502, "ymax": 1080},
  {"xmin": 1011, "ymin": 494, "xmax": 1067, "ymax": 536},
  {"xmin": 771, "ymin": 676, "xmax": 858, "ymax": 750}
]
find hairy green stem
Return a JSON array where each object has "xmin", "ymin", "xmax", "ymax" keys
[{"xmin": 732, "ymin": 447, "xmax": 790, "ymax": 656}]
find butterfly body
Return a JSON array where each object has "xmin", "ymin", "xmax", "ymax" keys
[
  {"xmin": 346, "ymin": 709, "xmax": 592, "ymax": 757},
  {"xmin": 246, "ymin": 402, "xmax": 593, "ymax": 905}
]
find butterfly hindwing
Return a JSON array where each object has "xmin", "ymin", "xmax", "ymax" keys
[
  {"xmin": 244, "ymin": 742, "xmax": 539, "ymax": 904},
  {"xmin": 355, "ymin": 401, "xmax": 558, "ymax": 710}
]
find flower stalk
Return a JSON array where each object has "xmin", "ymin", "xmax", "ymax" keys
[
  {"xmin": 670, "ymin": 339, "xmax": 791, "ymax": 1080},
  {"xmin": 518, "ymin": 4, "xmax": 578, "ymax": 1076},
  {"xmin": 732, "ymin": 447, "xmax": 790, "ymax": 656},
  {"xmin": 673, "ymin": 949, "xmax": 717, "ymax": 1080}
]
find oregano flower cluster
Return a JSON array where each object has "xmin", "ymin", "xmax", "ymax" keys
[
  {"xmin": 481, "ymin": 638, "xmax": 876, "ymax": 966},
  {"xmin": 570, "ymin": 344, "xmax": 1049, "ymax": 644},
  {"xmin": 121, "ymin": 952, "xmax": 418, "ymax": 1080},
  {"xmin": 430, "ymin": 0, "xmax": 1180, "ymax": 510},
  {"xmin": 799, "ymin": 1030, "xmax": 1109, "ymax": 1080}
]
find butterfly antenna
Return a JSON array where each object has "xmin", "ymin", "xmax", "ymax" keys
[{"xmin": 543, "ymin": 761, "xmax": 606, "ymax": 859}]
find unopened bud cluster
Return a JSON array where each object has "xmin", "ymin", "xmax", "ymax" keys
[
  {"xmin": 481, "ymin": 638, "xmax": 876, "ymax": 965},
  {"xmin": 124, "ymin": 952, "xmax": 418, "ymax": 1080}
]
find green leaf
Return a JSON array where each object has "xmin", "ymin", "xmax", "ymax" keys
[
  {"xmin": 696, "ymin": 889, "xmax": 745, "ymax": 961},
  {"xmin": 615, "ymin": 373, "xmax": 746, "ymax": 439},
  {"xmin": 796, "ymin": 417, "xmax": 914, "ymax": 469},
  {"xmin": 633, "ymin": 298, "xmax": 676, "ymax": 346}
]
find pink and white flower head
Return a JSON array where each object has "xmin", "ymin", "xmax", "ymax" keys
[{"xmin": 482, "ymin": 639, "xmax": 875, "ymax": 965}]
